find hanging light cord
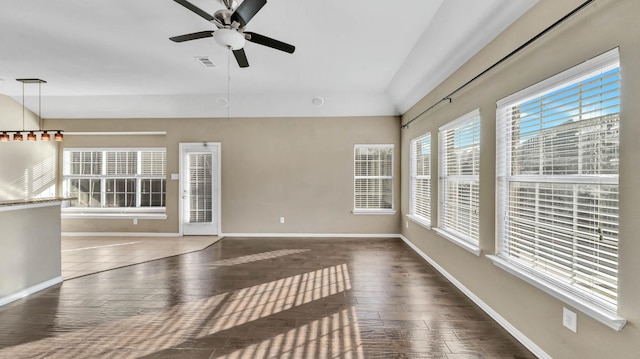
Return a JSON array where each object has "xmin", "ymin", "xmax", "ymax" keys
[
  {"xmin": 22, "ymin": 81, "xmax": 25, "ymax": 131},
  {"xmin": 227, "ymin": 47, "xmax": 231, "ymax": 120},
  {"xmin": 38, "ymin": 80, "xmax": 42, "ymax": 131}
]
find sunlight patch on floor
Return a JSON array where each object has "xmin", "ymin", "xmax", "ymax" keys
[
  {"xmin": 214, "ymin": 307, "xmax": 365, "ymax": 359},
  {"xmin": 0, "ymin": 263, "xmax": 353, "ymax": 359},
  {"xmin": 209, "ymin": 249, "xmax": 310, "ymax": 267}
]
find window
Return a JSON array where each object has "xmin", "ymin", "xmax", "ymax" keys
[
  {"xmin": 437, "ymin": 110, "xmax": 481, "ymax": 252},
  {"xmin": 353, "ymin": 145, "xmax": 394, "ymax": 213},
  {"xmin": 63, "ymin": 149, "xmax": 167, "ymax": 211},
  {"xmin": 409, "ymin": 134, "xmax": 432, "ymax": 227},
  {"xmin": 494, "ymin": 49, "xmax": 621, "ymax": 323}
]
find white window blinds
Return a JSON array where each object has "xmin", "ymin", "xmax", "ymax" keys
[
  {"xmin": 141, "ymin": 151, "xmax": 167, "ymax": 176},
  {"xmin": 496, "ymin": 49, "xmax": 620, "ymax": 310},
  {"xmin": 438, "ymin": 110, "xmax": 481, "ymax": 245},
  {"xmin": 410, "ymin": 134, "xmax": 431, "ymax": 225},
  {"xmin": 354, "ymin": 145, "xmax": 394, "ymax": 211},
  {"xmin": 106, "ymin": 151, "xmax": 137, "ymax": 176},
  {"xmin": 63, "ymin": 148, "xmax": 167, "ymax": 209},
  {"xmin": 64, "ymin": 151, "xmax": 102, "ymax": 176}
]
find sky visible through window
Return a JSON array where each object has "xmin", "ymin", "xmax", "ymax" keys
[
  {"xmin": 516, "ymin": 67, "xmax": 620, "ymax": 142},
  {"xmin": 420, "ymin": 137, "xmax": 431, "ymax": 155}
]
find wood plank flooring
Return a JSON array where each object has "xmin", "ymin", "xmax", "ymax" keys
[
  {"xmin": 61, "ymin": 236, "xmax": 221, "ymax": 279},
  {"xmin": 0, "ymin": 237, "xmax": 535, "ymax": 358}
]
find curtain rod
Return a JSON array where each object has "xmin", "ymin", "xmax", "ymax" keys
[{"xmin": 400, "ymin": 0, "xmax": 596, "ymax": 129}]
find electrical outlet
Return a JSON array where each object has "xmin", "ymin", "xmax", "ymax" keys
[
  {"xmin": 133, "ymin": 218, "xmax": 138, "ymax": 225},
  {"xmin": 280, "ymin": 217, "xmax": 285, "ymax": 224},
  {"xmin": 406, "ymin": 220, "xmax": 409, "ymax": 229},
  {"xmin": 563, "ymin": 307, "xmax": 577, "ymax": 333}
]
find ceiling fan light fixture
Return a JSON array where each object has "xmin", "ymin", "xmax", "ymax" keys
[{"xmin": 213, "ymin": 28, "xmax": 245, "ymax": 50}]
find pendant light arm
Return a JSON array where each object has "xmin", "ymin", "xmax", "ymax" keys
[{"xmin": 0, "ymin": 79, "xmax": 64, "ymax": 142}]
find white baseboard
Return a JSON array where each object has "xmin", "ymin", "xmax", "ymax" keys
[
  {"xmin": 398, "ymin": 235, "xmax": 550, "ymax": 359},
  {"xmin": 62, "ymin": 232, "xmax": 181, "ymax": 237},
  {"xmin": 0, "ymin": 276, "xmax": 63, "ymax": 307},
  {"xmin": 62, "ymin": 232, "xmax": 398, "ymax": 239},
  {"xmin": 221, "ymin": 233, "xmax": 401, "ymax": 238}
]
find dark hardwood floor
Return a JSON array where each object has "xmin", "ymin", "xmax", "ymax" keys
[{"xmin": 0, "ymin": 237, "xmax": 535, "ymax": 358}]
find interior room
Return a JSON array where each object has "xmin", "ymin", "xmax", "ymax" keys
[{"xmin": 1, "ymin": 0, "xmax": 638, "ymax": 358}]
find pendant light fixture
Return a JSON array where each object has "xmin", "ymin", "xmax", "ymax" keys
[{"xmin": 0, "ymin": 79, "xmax": 64, "ymax": 142}]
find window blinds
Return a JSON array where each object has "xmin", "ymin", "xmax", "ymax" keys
[
  {"xmin": 496, "ymin": 49, "xmax": 620, "ymax": 309},
  {"xmin": 64, "ymin": 151, "xmax": 102, "ymax": 176},
  {"xmin": 354, "ymin": 145, "xmax": 394, "ymax": 210},
  {"xmin": 106, "ymin": 151, "xmax": 137, "ymax": 176},
  {"xmin": 439, "ymin": 110, "xmax": 481, "ymax": 244},
  {"xmin": 63, "ymin": 148, "xmax": 167, "ymax": 209},
  {"xmin": 410, "ymin": 134, "xmax": 431, "ymax": 224},
  {"xmin": 141, "ymin": 151, "xmax": 167, "ymax": 176}
]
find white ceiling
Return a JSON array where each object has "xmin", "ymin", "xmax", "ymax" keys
[{"xmin": 0, "ymin": 0, "xmax": 537, "ymax": 119}]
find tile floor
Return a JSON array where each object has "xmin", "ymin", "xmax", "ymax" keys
[
  {"xmin": 0, "ymin": 237, "xmax": 536, "ymax": 358},
  {"xmin": 61, "ymin": 236, "xmax": 221, "ymax": 279}
]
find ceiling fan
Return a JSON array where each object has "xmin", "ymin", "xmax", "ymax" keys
[{"xmin": 170, "ymin": 0, "xmax": 295, "ymax": 68}]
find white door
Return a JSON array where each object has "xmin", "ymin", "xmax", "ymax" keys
[{"xmin": 180, "ymin": 143, "xmax": 220, "ymax": 235}]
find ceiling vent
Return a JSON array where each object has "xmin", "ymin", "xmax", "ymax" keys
[{"xmin": 195, "ymin": 56, "xmax": 217, "ymax": 68}]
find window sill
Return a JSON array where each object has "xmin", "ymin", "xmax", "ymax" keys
[
  {"xmin": 351, "ymin": 209, "xmax": 397, "ymax": 215},
  {"xmin": 406, "ymin": 214, "xmax": 431, "ymax": 230},
  {"xmin": 62, "ymin": 212, "xmax": 167, "ymax": 220},
  {"xmin": 433, "ymin": 228, "xmax": 481, "ymax": 256},
  {"xmin": 487, "ymin": 254, "xmax": 627, "ymax": 332}
]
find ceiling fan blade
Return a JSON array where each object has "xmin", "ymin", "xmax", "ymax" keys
[
  {"xmin": 244, "ymin": 32, "xmax": 295, "ymax": 54},
  {"xmin": 231, "ymin": 0, "xmax": 267, "ymax": 27},
  {"xmin": 169, "ymin": 31, "xmax": 214, "ymax": 43},
  {"xmin": 174, "ymin": 0, "xmax": 215, "ymax": 22},
  {"xmin": 233, "ymin": 48, "xmax": 250, "ymax": 68}
]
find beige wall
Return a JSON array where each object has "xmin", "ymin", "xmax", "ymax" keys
[
  {"xmin": 0, "ymin": 95, "xmax": 58, "ymax": 201},
  {"xmin": 46, "ymin": 116, "xmax": 401, "ymax": 235},
  {"xmin": 400, "ymin": 0, "xmax": 639, "ymax": 357}
]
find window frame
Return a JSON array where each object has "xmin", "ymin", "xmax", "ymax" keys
[
  {"xmin": 352, "ymin": 144, "xmax": 396, "ymax": 215},
  {"xmin": 62, "ymin": 147, "xmax": 167, "ymax": 218},
  {"xmin": 408, "ymin": 133, "xmax": 432, "ymax": 228},
  {"xmin": 436, "ymin": 110, "xmax": 481, "ymax": 255},
  {"xmin": 490, "ymin": 48, "xmax": 626, "ymax": 331}
]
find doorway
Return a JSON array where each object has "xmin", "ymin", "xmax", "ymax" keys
[{"xmin": 179, "ymin": 143, "xmax": 221, "ymax": 235}]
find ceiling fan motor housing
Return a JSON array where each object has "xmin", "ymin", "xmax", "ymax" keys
[
  {"xmin": 213, "ymin": 28, "xmax": 246, "ymax": 50},
  {"xmin": 214, "ymin": 9, "xmax": 233, "ymax": 26}
]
